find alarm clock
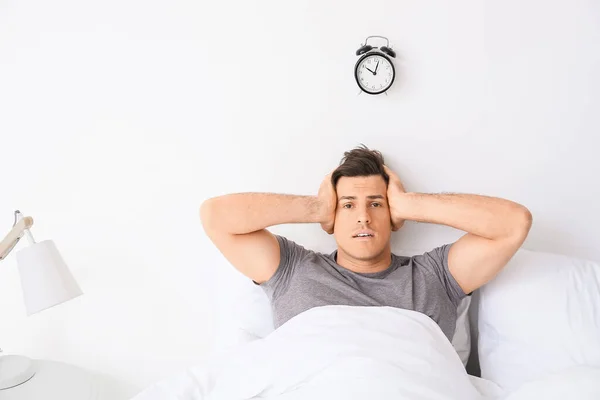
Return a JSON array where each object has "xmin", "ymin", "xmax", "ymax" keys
[{"xmin": 354, "ymin": 36, "xmax": 396, "ymax": 95}]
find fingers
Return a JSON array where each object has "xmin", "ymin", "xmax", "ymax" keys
[
  {"xmin": 319, "ymin": 170, "xmax": 337, "ymax": 235},
  {"xmin": 383, "ymin": 164, "xmax": 397, "ymax": 179},
  {"xmin": 327, "ymin": 171, "xmax": 336, "ymax": 186},
  {"xmin": 322, "ymin": 172, "xmax": 333, "ymax": 190},
  {"xmin": 384, "ymin": 165, "xmax": 405, "ymax": 192}
]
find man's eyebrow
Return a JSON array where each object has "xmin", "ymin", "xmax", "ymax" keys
[{"xmin": 338, "ymin": 195, "xmax": 385, "ymax": 201}]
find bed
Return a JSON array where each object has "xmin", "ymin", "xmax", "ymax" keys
[{"xmin": 130, "ymin": 246, "xmax": 600, "ymax": 399}]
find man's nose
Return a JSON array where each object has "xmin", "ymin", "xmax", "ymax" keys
[{"xmin": 357, "ymin": 209, "xmax": 371, "ymax": 224}]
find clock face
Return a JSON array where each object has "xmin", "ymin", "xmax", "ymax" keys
[{"xmin": 355, "ymin": 53, "xmax": 395, "ymax": 94}]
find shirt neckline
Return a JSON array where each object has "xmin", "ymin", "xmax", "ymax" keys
[{"xmin": 328, "ymin": 250, "xmax": 399, "ymax": 278}]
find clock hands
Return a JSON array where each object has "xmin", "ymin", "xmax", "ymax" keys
[{"xmin": 365, "ymin": 60, "xmax": 380, "ymax": 75}]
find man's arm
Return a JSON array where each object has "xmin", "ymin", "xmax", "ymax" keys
[
  {"xmin": 201, "ymin": 193, "xmax": 323, "ymax": 284},
  {"xmin": 200, "ymin": 173, "xmax": 337, "ymax": 284},
  {"xmin": 385, "ymin": 168, "xmax": 532, "ymax": 294}
]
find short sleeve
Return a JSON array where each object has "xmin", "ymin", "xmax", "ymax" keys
[
  {"xmin": 412, "ymin": 243, "xmax": 469, "ymax": 307},
  {"xmin": 254, "ymin": 235, "xmax": 311, "ymax": 301}
]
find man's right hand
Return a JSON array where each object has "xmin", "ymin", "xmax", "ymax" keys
[{"xmin": 318, "ymin": 172, "xmax": 337, "ymax": 234}]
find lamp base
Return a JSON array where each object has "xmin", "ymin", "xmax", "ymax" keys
[{"xmin": 0, "ymin": 355, "xmax": 36, "ymax": 390}]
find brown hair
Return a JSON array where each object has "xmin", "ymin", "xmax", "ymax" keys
[{"xmin": 331, "ymin": 144, "xmax": 389, "ymax": 188}]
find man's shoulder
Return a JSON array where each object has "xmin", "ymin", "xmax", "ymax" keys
[
  {"xmin": 275, "ymin": 234, "xmax": 339, "ymax": 267},
  {"xmin": 275, "ymin": 234, "xmax": 330, "ymax": 253},
  {"xmin": 275, "ymin": 234, "xmax": 331, "ymax": 260},
  {"xmin": 393, "ymin": 243, "xmax": 453, "ymax": 259}
]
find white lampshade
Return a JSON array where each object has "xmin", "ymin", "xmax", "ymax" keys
[{"xmin": 15, "ymin": 239, "xmax": 83, "ymax": 315}]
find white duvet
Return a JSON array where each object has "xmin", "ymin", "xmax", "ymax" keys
[{"xmin": 131, "ymin": 306, "xmax": 600, "ymax": 400}]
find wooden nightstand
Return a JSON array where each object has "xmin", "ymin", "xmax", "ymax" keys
[{"xmin": 1, "ymin": 359, "xmax": 100, "ymax": 399}]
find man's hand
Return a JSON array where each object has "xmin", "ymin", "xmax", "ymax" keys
[
  {"xmin": 384, "ymin": 165, "xmax": 406, "ymax": 231},
  {"xmin": 318, "ymin": 172, "xmax": 337, "ymax": 234}
]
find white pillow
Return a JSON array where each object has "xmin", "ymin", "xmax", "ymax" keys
[
  {"xmin": 478, "ymin": 248, "xmax": 600, "ymax": 391},
  {"xmin": 214, "ymin": 248, "xmax": 472, "ymax": 366},
  {"xmin": 213, "ymin": 264, "xmax": 273, "ymax": 350}
]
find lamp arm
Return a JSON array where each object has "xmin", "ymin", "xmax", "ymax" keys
[{"xmin": 0, "ymin": 216, "xmax": 33, "ymax": 261}]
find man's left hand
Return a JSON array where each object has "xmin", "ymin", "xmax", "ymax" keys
[{"xmin": 384, "ymin": 165, "xmax": 406, "ymax": 231}]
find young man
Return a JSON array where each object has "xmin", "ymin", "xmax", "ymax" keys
[{"xmin": 200, "ymin": 145, "xmax": 532, "ymax": 341}]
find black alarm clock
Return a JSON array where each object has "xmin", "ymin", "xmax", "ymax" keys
[{"xmin": 354, "ymin": 36, "xmax": 396, "ymax": 95}]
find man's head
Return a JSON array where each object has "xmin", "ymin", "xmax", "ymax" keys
[{"xmin": 331, "ymin": 144, "xmax": 393, "ymax": 265}]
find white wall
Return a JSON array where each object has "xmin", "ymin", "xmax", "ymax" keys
[{"xmin": 0, "ymin": 0, "xmax": 598, "ymax": 397}]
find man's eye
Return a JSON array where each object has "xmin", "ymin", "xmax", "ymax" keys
[
  {"xmin": 372, "ymin": 203, "xmax": 381, "ymax": 207},
  {"xmin": 343, "ymin": 203, "xmax": 352, "ymax": 209}
]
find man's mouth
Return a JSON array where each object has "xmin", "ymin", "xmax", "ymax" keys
[{"xmin": 353, "ymin": 232, "xmax": 375, "ymax": 238}]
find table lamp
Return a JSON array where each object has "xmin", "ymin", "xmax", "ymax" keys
[{"xmin": 0, "ymin": 210, "xmax": 83, "ymax": 390}]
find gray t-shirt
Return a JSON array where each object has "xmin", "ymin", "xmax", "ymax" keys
[{"xmin": 257, "ymin": 235, "xmax": 469, "ymax": 341}]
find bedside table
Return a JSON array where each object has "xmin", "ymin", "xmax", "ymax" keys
[{"xmin": 0, "ymin": 359, "xmax": 99, "ymax": 399}]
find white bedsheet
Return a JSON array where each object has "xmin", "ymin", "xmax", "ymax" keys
[{"xmin": 131, "ymin": 306, "xmax": 599, "ymax": 400}]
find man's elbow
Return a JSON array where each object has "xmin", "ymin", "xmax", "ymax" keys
[
  {"xmin": 512, "ymin": 205, "xmax": 533, "ymax": 241},
  {"xmin": 200, "ymin": 198, "xmax": 218, "ymax": 231}
]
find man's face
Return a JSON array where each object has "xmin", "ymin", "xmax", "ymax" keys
[{"xmin": 333, "ymin": 175, "xmax": 392, "ymax": 262}]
